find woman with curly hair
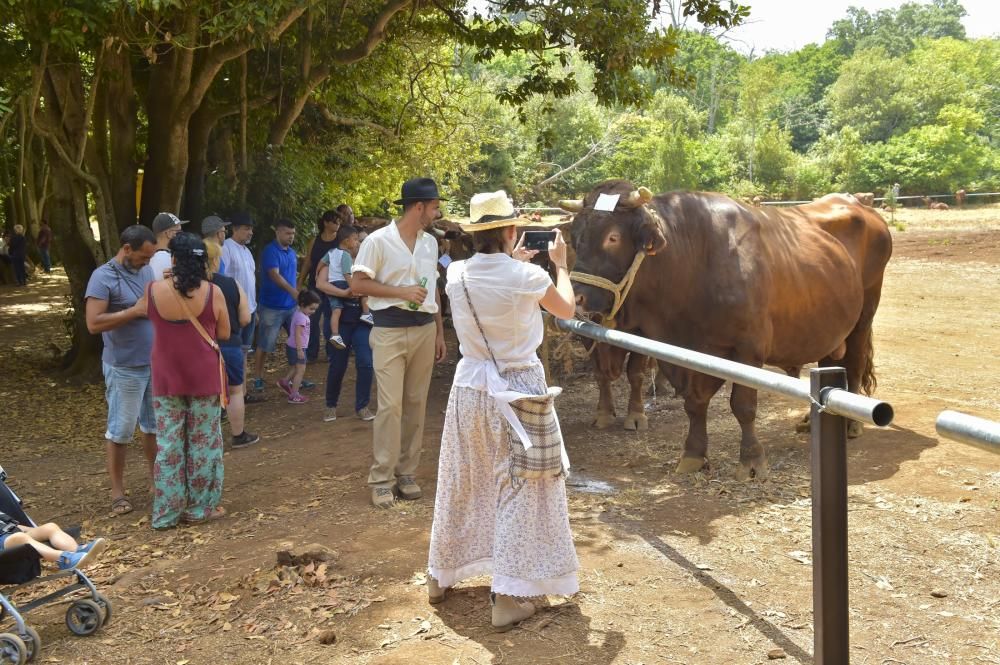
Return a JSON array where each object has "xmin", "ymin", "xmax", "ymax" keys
[{"xmin": 145, "ymin": 232, "xmax": 231, "ymax": 529}]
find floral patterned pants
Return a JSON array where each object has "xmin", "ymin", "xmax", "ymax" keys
[{"xmin": 152, "ymin": 395, "xmax": 224, "ymax": 529}]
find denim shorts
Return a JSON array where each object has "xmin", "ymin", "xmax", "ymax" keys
[
  {"xmin": 220, "ymin": 345, "xmax": 245, "ymax": 386},
  {"xmin": 286, "ymin": 345, "xmax": 306, "ymax": 366},
  {"xmin": 103, "ymin": 362, "xmax": 156, "ymax": 444},
  {"xmin": 0, "ymin": 530, "xmax": 18, "ymax": 550},
  {"xmin": 257, "ymin": 305, "xmax": 295, "ymax": 353},
  {"xmin": 328, "ymin": 280, "xmax": 350, "ymax": 311}
]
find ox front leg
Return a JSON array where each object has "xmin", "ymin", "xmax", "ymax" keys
[
  {"xmin": 623, "ymin": 354, "xmax": 649, "ymax": 431},
  {"xmin": 676, "ymin": 374, "xmax": 724, "ymax": 474},
  {"xmin": 731, "ymin": 383, "xmax": 769, "ymax": 480},
  {"xmin": 593, "ymin": 374, "xmax": 617, "ymax": 429}
]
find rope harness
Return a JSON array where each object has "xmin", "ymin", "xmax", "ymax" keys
[{"xmin": 569, "ymin": 250, "xmax": 647, "ymax": 328}]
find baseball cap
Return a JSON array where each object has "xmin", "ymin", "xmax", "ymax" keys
[
  {"xmin": 152, "ymin": 212, "xmax": 188, "ymax": 235},
  {"xmin": 201, "ymin": 215, "xmax": 230, "ymax": 236}
]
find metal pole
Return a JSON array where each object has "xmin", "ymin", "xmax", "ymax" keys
[
  {"xmin": 935, "ymin": 410, "xmax": 1000, "ymax": 453},
  {"xmin": 551, "ymin": 317, "xmax": 893, "ymax": 427},
  {"xmin": 811, "ymin": 367, "xmax": 850, "ymax": 665}
]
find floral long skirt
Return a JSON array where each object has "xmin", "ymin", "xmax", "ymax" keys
[
  {"xmin": 428, "ymin": 364, "xmax": 579, "ymax": 597},
  {"xmin": 152, "ymin": 395, "xmax": 224, "ymax": 529}
]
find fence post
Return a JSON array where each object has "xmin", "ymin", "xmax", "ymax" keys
[{"xmin": 811, "ymin": 367, "xmax": 850, "ymax": 665}]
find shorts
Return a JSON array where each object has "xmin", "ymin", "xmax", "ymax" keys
[
  {"xmin": 328, "ymin": 280, "xmax": 350, "ymax": 310},
  {"xmin": 240, "ymin": 311, "xmax": 258, "ymax": 352},
  {"xmin": 286, "ymin": 345, "xmax": 306, "ymax": 366},
  {"xmin": 257, "ymin": 305, "xmax": 295, "ymax": 353},
  {"xmin": 220, "ymin": 345, "xmax": 245, "ymax": 386},
  {"xmin": 0, "ymin": 529, "xmax": 20, "ymax": 550},
  {"xmin": 103, "ymin": 362, "xmax": 156, "ymax": 444}
]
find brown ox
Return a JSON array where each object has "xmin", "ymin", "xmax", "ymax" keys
[
  {"xmin": 854, "ymin": 192, "xmax": 874, "ymax": 206},
  {"xmin": 561, "ymin": 180, "xmax": 892, "ymax": 479},
  {"xmin": 922, "ymin": 197, "xmax": 950, "ymax": 210},
  {"xmin": 955, "ymin": 189, "xmax": 966, "ymax": 208},
  {"xmin": 541, "ymin": 222, "xmax": 659, "ymax": 430}
]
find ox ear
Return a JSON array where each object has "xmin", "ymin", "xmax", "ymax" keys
[{"xmin": 634, "ymin": 207, "xmax": 667, "ymax": 256}]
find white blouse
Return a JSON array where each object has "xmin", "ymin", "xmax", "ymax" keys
[
  {"xmin": 447, "ymin": 252, "xmax": 551, "ymax": 372},
  {"xmin": 447, "ymin": 252, "xmax": 568, "ymax": 468}
]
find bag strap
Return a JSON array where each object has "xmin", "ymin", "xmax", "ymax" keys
[
  {"xmin": 168, "ymin": 284, "xmax": 229, "ymax": 407},
  {"xmin": 170, "ymin": 285, "xmax": 219, "ymax": 352},
  {"xmin": 459, "ymin": 270, "xmax": 501, "ymax": 373}
]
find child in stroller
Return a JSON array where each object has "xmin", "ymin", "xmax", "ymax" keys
[
  {"xmin": 0, "ymin": 517, "xmax": 106, "ymax": 572},
  {"xmin": 1, "ymin": 465, "xmax": 113, "ymax": 664}
]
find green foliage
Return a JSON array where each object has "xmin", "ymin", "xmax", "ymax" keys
[{"xmin": 828, "ymin": 0, "xmax": 967, "ymax": 56}]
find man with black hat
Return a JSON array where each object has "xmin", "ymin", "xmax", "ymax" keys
[
  {"xmin": 149, "ymin": 212, "xmax": 188, "ymax": 280},
  {"xmin": 351, "ymin": 177, "xmax": 448, "ymax": 508},
  {"xmin": 201, "ymin": 215, "xmax": 231, "ymax": 275}
]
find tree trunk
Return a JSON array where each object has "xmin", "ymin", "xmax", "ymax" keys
[
  {"xmin": 182, "ymin": 102, "xmax": 219, "ymax": 221},
  {"xmin": 105, "ymin": 49, "xmax": 138, "ymax": 231},
  {"xmin": 39, "ymin": 56, "xmax": 108, "ymax": 381}
]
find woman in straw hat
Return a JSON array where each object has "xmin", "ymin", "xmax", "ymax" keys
[{"xmin": 427, "ymin": 190, "xmax": 578, "ymax": 631}]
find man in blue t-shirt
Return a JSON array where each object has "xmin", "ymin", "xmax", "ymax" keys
[
  {"xmin": 252, "ymin": 218, "xmax": 299, "ymax": 392},
  {"xmin": 84, "ymin": 225, "xmax": 157, "ymax": 516}
]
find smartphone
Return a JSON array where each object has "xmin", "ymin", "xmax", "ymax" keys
[{"xmin": 522, "ymin": 230, "xmax": 556, "ymax": 251}]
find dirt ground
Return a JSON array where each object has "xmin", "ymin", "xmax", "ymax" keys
[{"xmin": 1, "ymin": 204, "xmax": 998, "ymax": 665}]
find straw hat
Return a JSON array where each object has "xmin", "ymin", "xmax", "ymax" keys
[{"xmin": 459, "ymin": 190, "xmax": 563, "ymax": 232}]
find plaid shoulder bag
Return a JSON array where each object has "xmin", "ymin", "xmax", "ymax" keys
[{"xmin": 460, "ymin": 270, "xmax": 564, "ymax": 481}]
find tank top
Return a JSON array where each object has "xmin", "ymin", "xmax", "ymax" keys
[
  {"xmin": 307, "ymin": 234, "xmax": 340, "ymax": 288},
  {"xmin": 211, "ymin": 273, "xmax": 242, "ymax": 348},
  {"xmin": 148, "ymin": 284, "xmax": 222, "ymax": 397}
]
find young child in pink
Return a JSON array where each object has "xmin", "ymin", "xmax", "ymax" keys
[{"xmin": 278, "ymin": 290, "xmax": 321, "ymax": 403}]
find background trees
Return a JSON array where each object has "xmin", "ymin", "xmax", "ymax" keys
[{"xmin": 1, "ymin": 0, "xmax": 998, "ymax": 377}]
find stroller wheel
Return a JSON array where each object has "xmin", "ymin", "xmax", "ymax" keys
[
  {"xmin": 93, "ymin": 594, "xmax": 113, "ymax": 626},
  {"xmin": 65, "ymin": 600, "xmax": 104, "ymax": 636},
  {"xmin": 0, "ymin": 632, "xmax": 27, "ymax": 665},
  {"xmin": 17, "ymin": 627, "xmax": 38, "ymax": 663}
]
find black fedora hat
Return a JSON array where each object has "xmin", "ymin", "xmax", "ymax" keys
[{"xmin": 394, "ymin": 177, "xmax": 447, "ymax": 205}]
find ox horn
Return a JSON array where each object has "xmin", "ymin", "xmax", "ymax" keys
[
  {"xmin": 623, "ymin": 186, "xmax": 654, "ymax": 207},
  {"xmin": 558, "ymin": 199, "xmax": 584, "ymax": 213}
]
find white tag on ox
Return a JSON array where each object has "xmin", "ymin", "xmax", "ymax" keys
[{"xmin": 594, "ymin": 193, "xmax": 620, "ymax": 212}]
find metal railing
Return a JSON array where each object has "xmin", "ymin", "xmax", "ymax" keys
[
  {"xmin": 551, "ymin": 317, "xmax": 894, "ymax": 665},
  {"xmin": 935, "ymin": 410, "xmax": 1000, "ymax": 453}
]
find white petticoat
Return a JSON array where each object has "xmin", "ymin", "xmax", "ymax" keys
[{"xmin": 428, "ymin": 361, "xmax": 579, "ymax": 598}]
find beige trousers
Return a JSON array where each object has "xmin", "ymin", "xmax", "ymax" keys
[{"xmin": 368, "ymin": 323, "xmax": 437, "ymax": 487}]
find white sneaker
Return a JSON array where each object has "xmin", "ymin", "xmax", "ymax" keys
[
  {"xmin": 328, "ymin": 334, "xmax": 346, "ymax": 349},
  {"xmin": 323, "ymin": 407, "xmax": 337, "ymax": 422},
  {"xmin": 360, "ymin": 313, "xmax": 374, "ymax": 326}
]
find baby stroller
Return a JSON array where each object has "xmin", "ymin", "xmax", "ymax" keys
[{"xmin": 0, "ymin": 465, "xmax": 111, "ymax": 664}]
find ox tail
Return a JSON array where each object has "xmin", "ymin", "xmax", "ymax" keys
[{"xmin": 859, "ymin": 326, "xmax": 877, "ymax": 396}]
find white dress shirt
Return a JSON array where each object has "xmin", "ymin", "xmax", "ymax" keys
[
  {"xmin": 352, "ymin": 221, "xmax": 440, "ymax": 313},
  {"xmin": 221, "ymin": 238, "xmax": 258, "ymax": 313}
]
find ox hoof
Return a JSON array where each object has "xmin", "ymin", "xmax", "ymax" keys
[
  {"xmin": 847, "ymin": 421, "xmax": 864, "ymax": 439},
  {"xmin": 592, "ymin": 413, "xmax": 616, "ymax": 430},
  {"xmin": 675, "ymin": 456, "xmax": 708, "ymax": 475},
  {"xmin": 623, "ymin": 413, "xmax": 649, "ymax": 431},
  {"xmin": 736, "ymin": 457, "xmax": 770, "ymax": 481}
]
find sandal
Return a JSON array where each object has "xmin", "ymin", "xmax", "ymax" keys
[
  {"xmin": 111, "ymin": 496, "xmax": 134, "ymax": 516},
  {"xmin": 181, "ymin": 506, "xmax": 226, "ymax": 524}
]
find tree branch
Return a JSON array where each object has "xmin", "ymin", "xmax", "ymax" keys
[
  {"xmin": 329, "ymin": 0, "xmax": 412, "ymax": 65},
  {"xmin": 181, "ymin": 4, "xmax": 311, "ymax": 118}
]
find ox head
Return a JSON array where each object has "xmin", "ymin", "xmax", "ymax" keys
[{"xmin": 559, "ymin": 180, "xmax": 666, "ymax": 319}]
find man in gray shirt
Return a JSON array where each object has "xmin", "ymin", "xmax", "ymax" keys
[{"xmin": 85, "ymin": 225, "xmax": 158, "ymax": 516}]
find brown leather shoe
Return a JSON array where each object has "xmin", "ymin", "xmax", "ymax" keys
[{"xmin": 396, "ymin": 475, "xmax": 422, "ymax": 500}]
